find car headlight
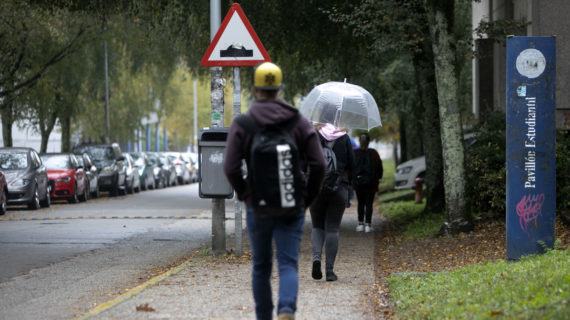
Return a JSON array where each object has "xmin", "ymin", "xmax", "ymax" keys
[
  {"xmin": 153, "ymin": 167, "xmax": 161, "ymax": 175},
  {"xmin": 11, "ymin": 178, "xmax": 32, "ymax": 187},
  {"xmin": 397, "ymin": 166, "xmax": 413, "ymax": 174},
  {"xmin": 56, "ymin": 176, "xmax": 71, "ymax": 183}
]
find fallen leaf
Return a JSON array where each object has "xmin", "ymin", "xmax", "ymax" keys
[{"xmin": 136, "ymin": 303, "xmax": 156, "ymax": 312}]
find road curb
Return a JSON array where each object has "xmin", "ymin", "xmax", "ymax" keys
[{"xmin": 75, "ymin": 258, "xmax": 194, "ymax": 320}]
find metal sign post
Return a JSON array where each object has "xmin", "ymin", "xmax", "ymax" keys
[
  {"xmin": 506, "ymin": 36, "xmax": 556, "ymax": 260},
  {"xmin": 203, "ymin": 2, "xmax": 271, "ymax": 256},
  {"xmin": 232, "ymin": 66, "xmax": 243, "ymax": 256},
  {"xmin": 210, "ymin": 0, "xmax": 226, "ymax": 256}
]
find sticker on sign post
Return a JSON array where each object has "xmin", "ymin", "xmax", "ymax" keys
[
  {"xmin": 201, "ymin": 3, "xmax": 271, "ymax": 67},
  {"xmin": 506, "ymin": 36, "xmax": 556, "ymax": 260}
]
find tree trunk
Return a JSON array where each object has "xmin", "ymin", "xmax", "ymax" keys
[
  {"xmin": 413, "ymin": 50, "xmax": 445, "ymax": 214},
  {"xmin": 425, "ymin": 1, "xmax": 467, "ymax": 225},
  {"xmin": 39, "ymin": 112, "xmax": 57, "ymax": 153},
  {"xmin": 61, "ymin": 115, "xmax": 71, "ymax": 152},
  {"xmin": 1, "ymin": 103, "xmax": 14, "ymax": 147}
]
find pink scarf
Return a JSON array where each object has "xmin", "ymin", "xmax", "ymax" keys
[{"xmin": 318, "ymin": 123, "xmax": 347, "ymax": 141}]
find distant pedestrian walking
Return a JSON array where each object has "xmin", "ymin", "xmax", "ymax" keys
[
  {"xmin": 353, "ymin": 133, "xmax": 383, "ymax": 233},
  {"xmin": 310, "ymin": 123, "xmax": 355, "ymax": 282},
  {"xmin": 224, "ymin": 62, "xmax": 325, "ymax": 320}
]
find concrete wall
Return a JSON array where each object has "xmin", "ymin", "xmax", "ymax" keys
[{"xmin": 529, "ymin": 0, "xmax": 570, "ymax": 128}]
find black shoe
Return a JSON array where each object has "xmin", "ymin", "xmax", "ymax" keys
[
  {"xmin": 326, "ymin": 271, "xmax": 338, "ymax": 282},
  {"xmin": 312, "ymin": 260, "xmax": 322, "ymax": 280}
]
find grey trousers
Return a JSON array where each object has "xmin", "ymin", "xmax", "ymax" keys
[{"xmin": 309, "ymin": 186, "xmax": 348, "ymax": 272}]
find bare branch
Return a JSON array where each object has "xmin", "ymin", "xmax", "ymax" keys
[{"xmin": 0, "ymin": 26, "xmax": 87, "ymax": 98}]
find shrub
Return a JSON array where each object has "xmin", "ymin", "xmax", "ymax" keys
[
  {"xmin": 465, "ymin": 112, "xmax": 506, "ymax": 218},
  {"xmin": 557, "ymin": 131, "xmax": 570, "ymax": 216},
  {"xmin": 465, "ymin": 112, "xmax": 570, "ymax": 219}
]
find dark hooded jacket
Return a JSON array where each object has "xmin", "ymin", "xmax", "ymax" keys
[{"xmin": 224, "ymin": 99, "xmax": 325, "ymax": 207}]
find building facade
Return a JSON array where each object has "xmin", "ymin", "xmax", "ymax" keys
[{"xmin": 472, "ymin": 0, "xmax": 570, "ymax": 129}]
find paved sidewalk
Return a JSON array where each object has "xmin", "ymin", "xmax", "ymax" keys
[{"xmin": 89, "ymin": 209, "xmax": 378, "ymax": 319}]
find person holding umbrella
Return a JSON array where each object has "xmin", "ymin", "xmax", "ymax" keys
[
  {"xmin": 300, "ymin": 81, "xmax": 382, "ymax": 281},
  {"xmin": 309, "ymin": 121, "xmax": 355, "ymax": 282}
]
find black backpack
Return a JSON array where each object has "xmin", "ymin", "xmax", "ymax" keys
[
  {"xmin": 320, "ymin": 138, "xmax": 341, "ymax": 194},
  {"xmin": 236, "ymin": 114, "xmax": 304, "ymax": 216},
  {"xmin": 354, "ymin": 149, "xmax": 373, "ymax": 187}
]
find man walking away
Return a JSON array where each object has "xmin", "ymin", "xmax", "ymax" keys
[
  {"xmin": 224, "ymin": 62, "xmax": 325, "ymax": 320},
  {"xmin": 353, "ymin": 133, "xmax": 383, "ymax": 232}
]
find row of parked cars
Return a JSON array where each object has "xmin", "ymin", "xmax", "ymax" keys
[{"xmin": 0, "ymin": 143, "xmax": 198, "ymax": 214}]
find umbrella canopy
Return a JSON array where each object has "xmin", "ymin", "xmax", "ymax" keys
[{"xmin": 299, "ymin": 82, "xmax": 381, "ymax": 130}]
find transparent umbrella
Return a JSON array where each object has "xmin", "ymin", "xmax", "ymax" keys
[{"xmin": 299, "ymin": 81, "xmax": 381, "ymax": 130}]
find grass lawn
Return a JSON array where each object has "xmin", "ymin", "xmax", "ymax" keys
[
  {"xmin": 380, "ymin": 199, "xmax": 444, "ymax": 239},
  {"xmin": 388, "ymin": 249, "xmax": 570, "ymax": 319},
  {"xmin": 379, "ymin": 158, "xmax": 396, "ymax": 194},
  {"xmin": 377, "ymin": 198, "xmax": 570, "ymax": 319}
]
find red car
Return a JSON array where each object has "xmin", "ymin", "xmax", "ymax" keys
[
  {"xmin": 0, "ymin": 171, "xmax": 7, "ymax": 215},
  {"xmin": 40, "ymin": 153, "xmax": 88, "ymax": 203}
]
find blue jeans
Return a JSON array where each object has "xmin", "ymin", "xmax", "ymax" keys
[{"xmin": 246, "ymin": 207, "xmax": 305, "ymax": 320}]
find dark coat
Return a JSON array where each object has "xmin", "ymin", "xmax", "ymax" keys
[
  {"xmin": 353, "ymin": 147, "xmax": 383, "ymax": 193},
  {"xmin": 223, "ymin": 99, "xmax": 326, "ymax": 207}
]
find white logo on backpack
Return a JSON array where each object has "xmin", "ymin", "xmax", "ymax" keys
[{"xmin": 276, "ymin": 144, "xmax": 295, "ymax": 208}]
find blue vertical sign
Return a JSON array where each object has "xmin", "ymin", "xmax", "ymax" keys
[{"xmin": 506, "ymin": 36, "xmax": 556, "ymax": 260}]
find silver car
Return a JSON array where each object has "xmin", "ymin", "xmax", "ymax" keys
[{"xmin": 394, "ymin": 156, "xmax": 425, "ymax": 190}]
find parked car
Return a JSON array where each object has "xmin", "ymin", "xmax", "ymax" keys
[
  {"xmin": 130, "ymin": 152, "xmax": 156, "ymax": 190},
  {"xmin": 394, "ymin": 156, "xmax": 426, "ymax": 190},
  {"xmin": 41, "ymin": 153, "xmax": 88, "ymax": 203},
  {"xmin": 146, "ymin": 152, "xmax": 168, "ymax": 189},
  {"xmin": 74, "ymin": 144, "xmax": 126, "ymax": 196},
  {"xmin": 159, "ymin": 153, "xmax": 177, "ymax": 187},
  {"xmin": 123, "ymin": 153, "xmax": 141, "ymax": 194},
  {"xmin": 76, "ymin": 153, "xmax": 100, "ymax": 198},
  {"xmin": 181, "ymin": 153, "xmax": 198, "ymax": 183},
  {"xmin": 0, "ymin": 147, "xmax": 50, "ymax": 209},
  {"xmin": 394, "ymin": 133, "xmax": 477, "ymax": 190},
  {"xmin": 166, "ymin": 152, "xmax": 191, "ymax": 185},
  {"xmin": 0, "ymin": 171, "xmax": 7, "ymax": 215}
]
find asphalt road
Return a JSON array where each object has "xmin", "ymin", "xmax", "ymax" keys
[{"xmin": 0, "ymin": 183, "xmax": 237, "ymax": 320}]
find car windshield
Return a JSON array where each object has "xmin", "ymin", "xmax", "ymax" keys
[
  {"xmin": 41, "ymin": 155, "xmax": 71, "ymax": 169},
  {"xmin": 146, "ymin": 154, "xmax": 158, "ymax": 165},
  {"xmin": 0, "ymin": 152, "xmax": 28, "ymax": 170},
  {"xmin": 82, "ymin": 146, "xmax": 114, "ymax": 161}
]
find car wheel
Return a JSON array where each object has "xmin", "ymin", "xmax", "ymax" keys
[
  {"xmin": 68, "ymin": 184, "xmax": 79, "ymax": 204},
  {"xmin": 110, "ymin": 182, "xmax": 119, "ymax": 197},
  {"xmin": 92, "ymin": 185, "xmax": 100, "ymax": 198},
  {"xmin": 28, "ymin": 185, "xmax": 41, "ymax": 210},
  {"xmin": 118, "ymin": 182, "xmax": 127, "ymax": 196},
  {"xmin": 40, "ymin": 186, "xmax": 51, "ymax": 208},
  {"xmin": 128, "ymin": 178, "xmax": 134, "ymax": 194},
  {"xmin": 79, "ymin": 184, "xmax": 88, "ymax": 202},
  {"xmin": 0, "ymin": 190, "xmax": 7, "ymax": 215}
]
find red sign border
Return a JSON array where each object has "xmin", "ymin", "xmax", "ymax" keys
[{"xmin": 201, "ymin": 3, "xmax": 271, "ymax": 67}]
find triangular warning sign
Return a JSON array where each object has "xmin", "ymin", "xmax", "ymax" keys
[{"xmin": 201, "ymin": 3, "xmax": 271, "ymax": 67}]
